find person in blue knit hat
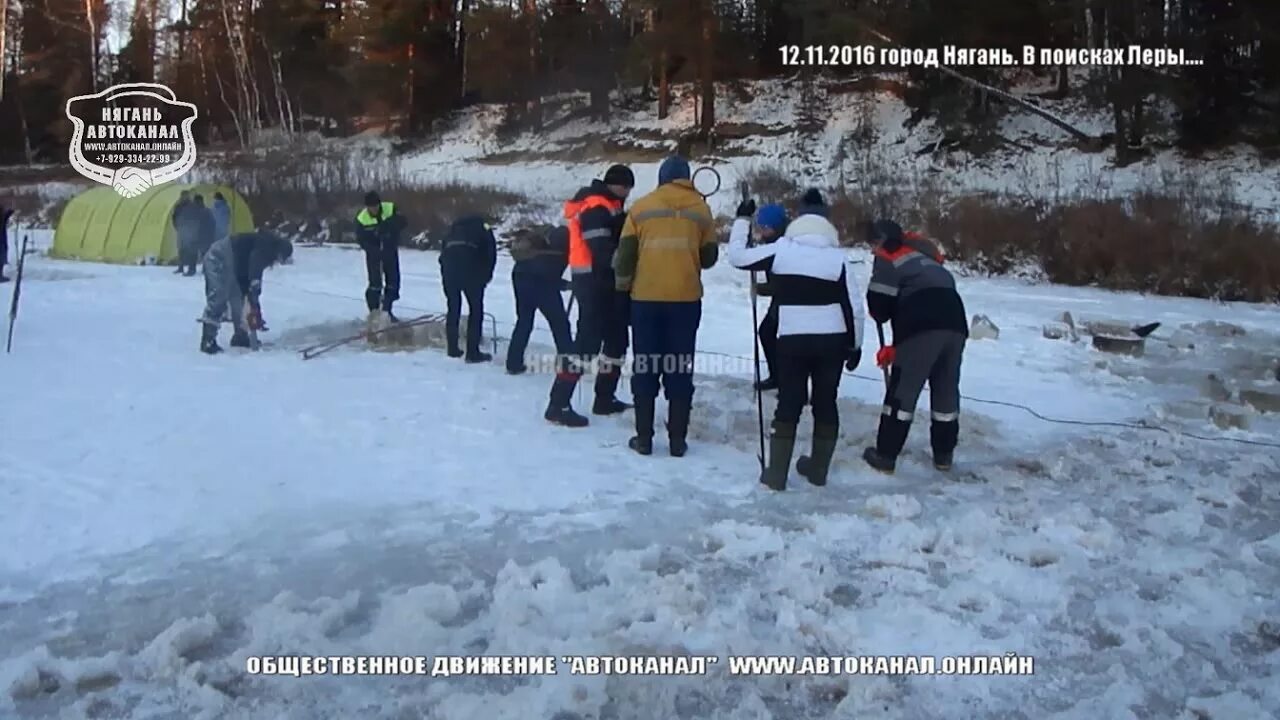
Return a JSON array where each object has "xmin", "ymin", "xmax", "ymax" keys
[
  {"xmin": 612, "ymin": 154, "xmax": 718, "ymax": 457},
  {"xmin": 751, "ymin": 203, "xmax": 788, "ymax": 390}
]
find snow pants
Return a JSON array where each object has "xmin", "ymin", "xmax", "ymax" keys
[
  {"xmin": 548, "ymin": 275, "xmax": 629, "ymax": 408},
  {"xmin": 629, "ymin": 300, "xmax": 701, "ymax": 402},
  {"xmin": 443, "ymin": 271, "xmax": 486, "ymax": 356},
  {"xmin": 758, "ymin": 301, "xmax": 778, "ymax": 379},
  {"xmin": 876, "ymin": 329, "xmax": 965, "ymax": 459},
  {"xmin": 362, "ymin": 237, "xmax": 401, "ymax": 312},
  {"xmin": 507, "ymin": 276, "xmax": 572, "ymax": 372},
  {"xmin": 200, "ymin": 238, "xmax": 245, "ymax": 332},
  {"xmin": 774, "ymin": 334, "xmax": 846, "ymax": 427}
]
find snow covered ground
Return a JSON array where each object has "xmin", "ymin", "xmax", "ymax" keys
[{"xmin": 2, "ymin": 233, "xmax": 1279, "ymax": 719}]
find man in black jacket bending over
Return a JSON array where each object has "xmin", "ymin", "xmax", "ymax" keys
[
  {"xmin": 440, "ymin": 215, "xmax": 497, "ymax": 363},
  {"xmin": 506, "ymin": 226, "xmax": 573, "ymax": 374}
]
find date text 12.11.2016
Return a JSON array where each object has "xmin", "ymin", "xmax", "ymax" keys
[{"xmin": 779, "ymin": 44, "xmax": 876, "ymax": 67}]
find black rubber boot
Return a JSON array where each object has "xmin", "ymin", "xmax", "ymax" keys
[
  {"xmin": 666, "ymin": 395, "xmax": 692, "ymax": 457},
  {"xmin": 864, "ymin": 415, "xmax": 910, "ymax": 474},
  {"xmin": 365, "ymin": 288, "xmax": 381, "ymax": 312},
  {"xmin": 931, "ymin": 419, "xmax": 958, "ymax": 471},
  {"xmin": 592, "ymin": 370, "xmax": 631, "ymax": 415},
  {"xmin": 629, "ymin": 396, "xmax": 655, "ymax": 455},
  {"xmin": 760, "ymin": 422, "xmax": 797, "ymax": 491},
  {"xmin": 200, "ymin": 324, "xmax": 222, "ymax": 354},
  {"xmin": 230, "ymin": 328, "xmax": 252, "ymax": 348},
  {"xmin": 862, "ymin": 447, "xmax": 897, "ymax": 474},
  {"xmin": 465, "ymin": 351, "xmax": 492, "ymax": 363},
  {"xmin": 796, "ymin": 423, "xmax": 839, "ymax": 487},
  {"xmin": 545, "ymin": 404, "xmax": 589, "ymax": 427},
  {"xmin": 753, "ymin": 376, "xmax": 779, "ymax": 392}
]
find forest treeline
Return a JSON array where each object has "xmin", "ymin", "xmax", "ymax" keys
[{"xmin": 0, "ymin": 0, "xmax": 1277, "ymax": 164}]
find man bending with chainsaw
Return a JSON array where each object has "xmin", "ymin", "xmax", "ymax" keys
[
  {"xmin": 862, "ymin": 220, "xmax": 967, "ymax": 473},
  {"xmin": 200, "ymin": 230, "xmax": 293, "ymax": 354}
]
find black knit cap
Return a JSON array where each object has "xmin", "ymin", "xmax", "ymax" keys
[
  {"xmin": 798, "ymin": 188, "xmax": 829, "ymax": 218},
  {"xmin": 603, "ymin": 164, "xmax": 635, "ymax": 187},
  {"xmin": 363, "ymin": 191, "xmax": 380, "ymax": 206}
]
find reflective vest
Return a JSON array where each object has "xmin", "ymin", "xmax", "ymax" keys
[
  {"xmin": 564, "ymin": 194, "xmax": 621, "ymax": 273},
  {"xmin": 356, "ymin": 202, "xmax": 396, "ymax": 227}
]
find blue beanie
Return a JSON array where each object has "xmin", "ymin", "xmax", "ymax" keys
[
  {"xmin": 658, "ymin": 155, "xmax": 691, "ymax": 185},
  {"xmin": 756, "ymin": 204, "xmax": 787, "ymax": 232}
]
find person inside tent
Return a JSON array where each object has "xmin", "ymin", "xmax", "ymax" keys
[
  {"xmin": 0, "ymin": 205, "xmax": 13, "ymax": 283},
  {"xmin": 211, "ymin": 192, "xmax": 232, "ymax": 246},
  {"xmin": 172, "ymin": 190, "xmax": 196, "ymax": 275},
  {"xmin": 199, "ymin": 229, "xmax": 293, "ymax": 354}
]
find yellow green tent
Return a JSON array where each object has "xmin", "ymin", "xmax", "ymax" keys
[{"xmin": 52, "ymin": 183, "xmax": 254, "ymax": 265}]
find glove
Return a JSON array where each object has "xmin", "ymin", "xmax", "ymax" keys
[
  {"xmin": 246, "ymin": 305, "xmax": 266, "ymax": 331},
  {"xmin": 736, "ymin": 198, "xmax": 757, "ymax": 218},
  {"xmin": 845, "ymin": 348, "xmax": 862, "ymax": 372},
  {"xmin": 875, "ymin": 346, "xmax": 896, "ymax": 369}
]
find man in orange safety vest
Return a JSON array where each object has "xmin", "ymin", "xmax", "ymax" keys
[{"xmin": 545, "ymin": 164, "xmax": 635, "ymax": 427}]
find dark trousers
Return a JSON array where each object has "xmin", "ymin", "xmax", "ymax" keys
[
  {"xmin": 507, "ymin": 277, "xmax": 572, "ymax": 371},
  {"xmin": 362, "ymin": 239, "xmax": 401, "ymax": 311},
  {"xmin": 178, "ymin": 237, "xmax": 199, "ymax": 273},
  {"xmin": 549, "ymin": 274, "xmax": 630, "ymax": 407},
  {"xmin": 877, "ymin": 329, "xmax": 966, "ymax": 458},
  {"xmin": 630, "ymin": 300, "xmax": 701, "ymax": 401},
  {"xmin": 443, "ymin": 274, "xmax": 486, "ymax": 356},
  {"xmin": 773, "ymin": 334, "xmax": 846, "ymax": 427},
  {"xmin": 758, "ymin": 301, "xmax": 778, "ymax": 379}
]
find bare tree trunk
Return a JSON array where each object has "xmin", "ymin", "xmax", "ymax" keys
[
  {"xmin": 458, "ymin": 0, "xmax": 470, "ymax": 100},
  {"xmin": 658, "ymin": 32, "xmax": 669, "ymax": 121},
  {"xmin": 698, "ymin": 0, "xmax": 715, "ymax": 136},
  {"xmin": 178, "ymin": 0, "xmax": 189, "ymax": 85},
  {"xmin": 0, "ymin": 0, "xmax": 8, "ymax": 101},
  {"xmin": 406, "ymin": 42, "xmax": 414, "ymax": 131},
  {"xmin": 84, "ymin": 0, "xmax": 99, "ymax": 90},
  {"xmin": 202, "ymin": 35, "xmax": 246, "ymax": 145},
  {"xmin": 524, "ymin": 0, "xmax": 541, "ymax": 127}
]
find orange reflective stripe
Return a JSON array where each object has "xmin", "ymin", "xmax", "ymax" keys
[
  {"xmin": 875, "ymin": 234, "xmax": 943, "ymax": 264},
  {"xmin": 566, "ymin": 194, "xmax": 621, "ymax": 270}
]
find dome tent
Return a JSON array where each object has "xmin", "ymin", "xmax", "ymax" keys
[{"xmin": 52, "ymin": 183, "xmax": 254, "ymax": 265}]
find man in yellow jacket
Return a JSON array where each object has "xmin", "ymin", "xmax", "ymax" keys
[{"xmin": 612, "ymin": 155, "xmax": 718, "ymax": 457}]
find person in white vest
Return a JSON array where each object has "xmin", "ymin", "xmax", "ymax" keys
[{"xmin": 727, "ymin": 197, "xmax": 865, "ymax": 491}]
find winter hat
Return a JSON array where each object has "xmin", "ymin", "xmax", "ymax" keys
[
  {"xmin": 363, "ymin": 191, "xmax": 380, "ymax": 207},
  {"xmin": 798, "ymin": 188, "xmax": 829, "ymax": 217},
  {"xmin": 755, "ymin": 204, "xmax": 787, "ymax": 232},
  {"xmin": 603, "ymin": 164, "xmax": 635, "ymax": 188},
  {"xmin": 658, "ymin": 155, "xmax": 691, "ymax": 185},
  {"xmin": 871, "ymin": 219, "xmax": 904, "ymax": 250}
]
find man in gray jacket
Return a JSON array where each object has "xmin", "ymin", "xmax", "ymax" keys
[
  {"xmin": 200, "ymin": 230, "xmax": 293, "ymax": 353},
  {"xmin": 863, "ymin": 220, "xmax": 968, "ymax": 473}
]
